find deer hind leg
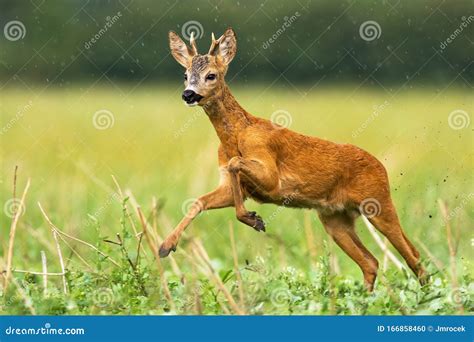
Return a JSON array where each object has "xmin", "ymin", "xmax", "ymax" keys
[
  {"xmin": 227, "ymin": 156, "xmax": 279, "ymax": 232},
  {"xmin": 318, "ymin": 211, "xmax": 379, "ymax": 291},
  {"xmin": 159, "ymin": 186, "xmax": 233, "ymax": 258},
  {"xmin": 228, "ymin": 170, "xmax": 266, "ymax": 231},
  {"xmin": 366, "ymin": 198, "xmax": 427, "ymax": 285}
]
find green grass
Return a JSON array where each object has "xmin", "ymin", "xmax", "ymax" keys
[{"xmin": 0, "ymin": 84, "xmax": 472, "ymax": 315}]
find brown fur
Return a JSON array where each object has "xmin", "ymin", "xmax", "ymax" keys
[{"xmin": 162, "ymin": 28, "xmax": 426, "ymax": 291}]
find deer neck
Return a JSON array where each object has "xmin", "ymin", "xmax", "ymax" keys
[{"xmin": 203, "ymin": 84, "xmax": 252, "ymax": 156}]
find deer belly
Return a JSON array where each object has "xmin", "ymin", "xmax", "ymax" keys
[
  {"xmin": 242, "ymin": 182, "xmax": 277, "ymax": 204},
  {"xmin": 242, "ymin": 179, "xmax": 312, "ymax": 208}
]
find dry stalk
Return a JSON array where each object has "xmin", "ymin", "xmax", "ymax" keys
[
  {"xmin": 129, "ymin": 193, "xmax": 182, "ymax": 278},
  {"xmin": 362, "ymin": 216, "xmax": 406, "ymax": 271},
  {"xmin": 3, "ymin": 178, "xmax": 30, "ymax": 292},
  {"xmin": 38, "ymin": 202, "xmax": 120, "ymax": 267},
  {"xmin": 111, "ymin": 175, "xmax": 138, "ymax": 236},
  {"xmin": 12, "ymin": 270, "xmax": 64, "ymax": 276},
  {"xmin": 56, "ymin": 233, "xmax": 94, "ymax": 271},
  {"xmin": 438, "ymin": 199, "xmax": 463, "ymax": 314},
  {"xmin": 187, "ymin": 246, "xmax": 231, "ymax": 314},
  {"xmin": 415, "ymin": 237, "xmax": 445, "ymax": 273},
  {"xmin": 40, "ymin": 251, "xmax": 48, "ymax": 296},
  {"xmin": 137, "ymin": 207, "xmax": 176, "ymax": 312},
  {"xmin": 382, "ymin": 237, "xmax": 389, "ymax": 271},
  {"xmin": 193, "ymin": 239, "xmax": 245, "ymax": 315},
  {"xmin": 328, "ymin": 239, "xmax": 341, "ymax": 275},
  {"xmin": 52, "ymin": 229, "xmax": 68, "ymax": 294},
  {"xmin": 326, "ymin": 241, "xmax": 337, "ymax": 315},
  {"xmin": 229, "ymin": 221, "xmax": 246, "ymax": 308},
  {"xmin": 190, "ymin": 261, "xmax": 203, "ymax": 314},
  {"xmin": 303, "ymin": 211, "xmax": 318, "ymax": 270}
]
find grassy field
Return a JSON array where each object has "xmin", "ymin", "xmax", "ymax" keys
[{"xmin": 0, "ymin": 84, "xmax": 472, "ymax": 315}]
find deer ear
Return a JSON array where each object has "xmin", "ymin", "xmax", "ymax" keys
[
  {"xmin": 213, "ymin": 28, "xmax": 237, "ymax": 65},
  {"xmin": 169, "ymin": 31, "xmax": 193, "ymax": 68}
]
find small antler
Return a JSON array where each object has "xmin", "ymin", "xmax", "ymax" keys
[
  {"xmin": 189, "ymin": 31, "xmax": 198, "ymax": 55},
  {"xmin": 208, "ymin": 32, "xmax": 221, "ymax": 55}
]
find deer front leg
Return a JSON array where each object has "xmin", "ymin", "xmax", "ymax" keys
[
  {"xmin": 159, "ymin": 185, "xmax": 233, "ymax": 257},
  {"xmin": 227, "ymin": 156, "xmax": 279, "ymax": 232}
]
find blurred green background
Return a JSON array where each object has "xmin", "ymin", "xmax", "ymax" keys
[
  {"xmin": 0, "ymin": 0, "xmax": 472, "ymax": 314},
  {"xmin": 0, "ymin": 0, "xmax": 473, "ymax": 84}
]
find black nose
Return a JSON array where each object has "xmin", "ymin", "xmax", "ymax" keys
[{"xmin": 182, "ymin": 90, "xmax": 196, "ymax": 102}]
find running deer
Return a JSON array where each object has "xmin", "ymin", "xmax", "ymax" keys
[{"xmin": 161, "ymin": 28, "xmax": 426, "ymax": 290}]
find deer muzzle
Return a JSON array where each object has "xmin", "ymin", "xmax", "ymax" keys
[{"xmin": 182, "ymin": 89, "xmax": 203, "ymax": 105}]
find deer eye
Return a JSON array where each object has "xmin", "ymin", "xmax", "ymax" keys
[{"xmin": 206, "ymin": 73, "xmax": 216, "ymax": 81}]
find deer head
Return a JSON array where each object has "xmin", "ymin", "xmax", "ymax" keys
[{"xmin": 168, "ymin": 28, "xmax": 237, "ymax": 106}]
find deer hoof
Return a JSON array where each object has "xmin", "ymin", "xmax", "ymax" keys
[
  {"xmin": 159, "ymin": 242, "xmax": 177, "ymax": 258},
  {"xmin": 248, "ymin": 211, "xmax": 266, "ymax": 232}
]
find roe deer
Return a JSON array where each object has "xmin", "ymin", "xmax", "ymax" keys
[{"xmin": 160, "ymin": 28, "xmax": 426, "ymax": 290}]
